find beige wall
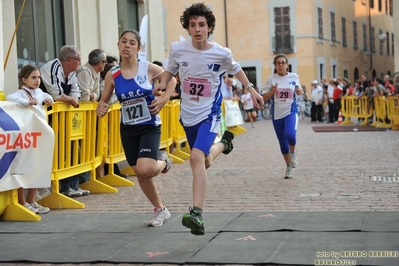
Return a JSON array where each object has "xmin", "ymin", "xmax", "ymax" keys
[
  {"xmin": 161, "ymin": 0, "xmax": 395, "ymax": 93},
  {"xmin": 64, "ymin": 0, "xmax": 120, "ymax": 65},
  {"xmin": 394, "ymin": 0, "xmax": 399, "ymax": 73},
  {"xmin": 1, "ymin": 0, "xmax": 395, "ymax": 95},
  {"xmin": 2, "ymin": 1, "xmax": 18, "ymax": 95}
]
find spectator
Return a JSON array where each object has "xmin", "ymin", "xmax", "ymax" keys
[
  {"xmin": 40, "ymin": 45, "xmax": 89, "ymax": 198},
  {"xmin": 322, "ymin": 84, "xmax": 329, "ymax": 122},
  {"xmin": 40, "ymin": 45, "xmax": 81, "ymax": 107},
  {"xmin": 332, "ymin": 81, "xmax": 343, "ymax": 123},
  {"xmin": 221, "ymin": 77, "xmax": 236, "ymax": 99},
  {"xmin": 6, "ymin": 65, "xmax": 53, "ymax": 214},
  {"xmin": 310, "ymin": 80, "xmax": 323, "ymax": 123},
  {"xmin": 106, "ymin": 55, "xmax": 118, "ymax": 65},
  {"xmin": 77, "ymin": 49, "xmax": 107, "ymax": 102},
  {"xmin": 342, "ymin": 78, "xmax": 352, "ymax": 96},
  {"xmin": 327, "ymin": 78, "xmax": 335, "ymax": 123},
  {"xmin": 383, "ymin": 75, "xmax": 395, "ymax": 96},
  {"xmin": 240, "ymin": 87, "xmax": 257, "ymax": 127}
]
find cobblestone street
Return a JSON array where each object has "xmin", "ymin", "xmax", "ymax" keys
[{"xmin": 56, "ymin": 118, "xmax": 399, "ymax": 215}]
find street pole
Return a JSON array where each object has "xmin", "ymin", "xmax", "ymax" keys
[{"xmin": 368, "ymin": 0, "xmax": 373, "ymax": 71}]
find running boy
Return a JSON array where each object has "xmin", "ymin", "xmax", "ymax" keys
[{"xmin": 155, "ymin": 3, "xmax": 264, "ymax": 235}]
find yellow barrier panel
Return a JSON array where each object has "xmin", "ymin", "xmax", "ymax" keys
[
  {"xmin": 170, "ymin": 100, "xmax": 190, "ymax": 162},
  {"xmin": 97, "ymin": 103, "xmax": 134, "ymax": 187},
  {"xmin": 38, "ymin": 102, "xmax": 115, "ymax": 209},
  {"xmin": 0, "ymin": 189, "xmax": 40, "ymax": 221},
  {"xmin": 387, "ymin": 95, "xmax": 399, "ymax": 130},
  {"xmin": 158, "ymin": 101, "xmax": 186, "ymax": 163},
  {"xmin": 341, "ymin": 96, "xmax": 372, "ymax": 126},
  {"xmin": 373, "ymin": 96, "xmax": 391, "ymax": 128},
  {"xmin": 340, "ymin": 96, "xmax": 354, "ymax": 125}
]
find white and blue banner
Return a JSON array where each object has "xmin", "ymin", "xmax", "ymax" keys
[
  {"xmin": 138, "ymin": 15, "xmax": 148, "ymax": 61},
  {"xmin": 0, "ymin": 101, "xmax": 54, "ymax": 191},
  {"xmin": 224, "ymin": 100, "xmax": 244, "ymax": 127}
]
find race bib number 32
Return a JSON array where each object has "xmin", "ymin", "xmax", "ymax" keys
[
  {"xmin": 182, "ymin": 77, "xmax": 212, "ymax": 97},
  {"xmin": 121, "ymin": 97, "xmax": 151, "ymax": 124}
]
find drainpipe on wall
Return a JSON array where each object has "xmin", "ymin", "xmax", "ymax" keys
[
  {"xmin": 224, "ymin": 0, "xmax": 228, "ymax": 47},
  {"xmin": 368, "ymin": 0, "xmax": 373, "ymax": 71}
]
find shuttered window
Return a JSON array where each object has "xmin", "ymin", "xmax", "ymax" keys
[
  {"xmin": 342, "ymin": 17, "xmax": 347, "ymax": 47},
  {"xmin": 330, "ymin": 12, "xmax": 336, "ymax": 43},
  {"xmin": 274, "ymin": 6, "xmax": 292, "ymax": 53},
  {"xmin": 318, "ymin": 8, "xmax": 323, "ymax": 39},
  {"xmin": 353, "ymin": 21, "xmax": 358, "ymax": 50}
]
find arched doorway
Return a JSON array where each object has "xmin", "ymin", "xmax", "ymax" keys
[{"xmin": 354, "ymin": 67, "xmax": 359, "ymax": 81}]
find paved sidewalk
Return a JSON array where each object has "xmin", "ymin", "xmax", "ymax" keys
[{"xmin": 57, "ymin": 117, "xmax": 399, "ymax": 214}]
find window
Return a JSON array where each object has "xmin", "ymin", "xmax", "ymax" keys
[
  {"xmin": 363, "ymin": 24, "xmax": 368, "ymax": 52},
  {"xmin": 378, "ymin": 0, "xmax": 382, "ymax": 11},
  {"xmin": 379, "ymin": 29, "xmax": 383, "ymax": 54},
  {"xmin": 371, "ymin": 27, "xmax": 376, "ymax": 53},
  {"xmin": 386, "ymin": 31, "xmax": 390, "ymax": 55},
  {"xmin": 370, "ymin": 0, "xmax": 374, "ymax": 8},
  {"xmin": 354, "ymin": 68, "xmax": 359, "ymax": 81},
  {"xmin": 319, "ymin": 64, "xmax": 324, "ymax": 81},
  {"xmin": 117, "ymin": 0, "xmax": 139, "ymax": 37},
  {"xmin": 330, "ymin": 12, "xmax": 336, "ymax": 43},
  {"xmin": 242, "ymin": 67, "xmax": 257, "ymax": 88},
  {"xmin": 342, "ymin": 17, "xmax": 347, "ymax": 47},
  {"xmin": 14, "ymin": 0, "xmax": 64, "ymax": 71},
  {"xmin": 332, "ymin": 65, "xmax": 337, "ymax": 78},
  {"xmin": 389, "ymin": 0, "xmax": 393, "ymax": 16},
  {"xmin": 385, "ymin": 0, "xmax": 389, "ymax": 14},
  {"xmin": 343, "ymin": 69, "xmax": 348, "ymax": 79},
  {"xmin": 273, "ymin": 7, "xmax": 293, "ymax": 53},
  {"xmin": 392, "ymin": 33, "xmax": 394, "ymax": 56},
  {"xmin": 318, "ymin": 8, "xmax": 323, "ymax": 40},
  {"xmin": 353, "ymin": 21, "xmax": 358, "ymax": 50}
]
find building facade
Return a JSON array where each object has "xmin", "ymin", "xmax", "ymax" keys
[{"xmin": 0, "ymin": 0, "xmax": 397, "ymax": 95}]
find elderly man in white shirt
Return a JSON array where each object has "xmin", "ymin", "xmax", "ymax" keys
[{"xmin": 310, "ymin": 80, "xmax": 323, "ymax": 122}]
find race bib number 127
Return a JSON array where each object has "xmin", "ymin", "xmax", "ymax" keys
[{"xmin": 121, "ymin": 97, "xmax": 151, "ymax": 124}]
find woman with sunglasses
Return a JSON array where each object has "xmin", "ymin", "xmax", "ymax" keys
[{"xmin": 262, "ymin": 54, "xmax": 303, "ymax": 179}]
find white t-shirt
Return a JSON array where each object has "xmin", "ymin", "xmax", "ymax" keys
[
  {"xmin": 241, "ymin": 93, "xmax": 254, "ymax": 110},
  {"xmin": 264, "ymin": 72, "xmax": 300, "ymax": 120},
  {"xmin": 6, "ymin": 85, "xmax": 53, "ymax": 119},
  {"xmin": 165, "ymin": 40, "xmax": 241, "ymax": 126}
]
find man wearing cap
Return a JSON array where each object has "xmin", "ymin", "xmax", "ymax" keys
[{"xmin": 310, "ymin": 80, "xmax": 323, "ymax": 123}]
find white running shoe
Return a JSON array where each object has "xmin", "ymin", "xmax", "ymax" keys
[
  {"xmin": 30, "ymin": 202, "xmax": 50, "ymax": 214},
  {"xmin": 147, "ymin": 206, "xmax": 171, "ymax": 227},
  {"xmin": 290, "ymin": 152, "xmax": 298, "ymax": 168},
  {"xmin": 76, "ymin": 187, "xmax": 90, "ymax": 196},
  {"xmin": 23, "ymin": 202, "xmax": 39, "ymax": 214},
  {"xmin": 284, "ymin": 166, "xmax": 293, "ymax": 179}
]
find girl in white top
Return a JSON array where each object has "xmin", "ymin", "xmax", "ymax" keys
[
  {"xmin": 240, "ymin": 87, "xmax": 257, "ymax": 127},
  {"xmin": 262, "ymin": 54, "xmax": 303, "ymax": 179},
  {"xmin": 6, "ymin": 65, "xmax": 53, "ymax": 214},
  {"xmin": 155, "ymin": 3, "xmax": 264, "ymax": 235}
]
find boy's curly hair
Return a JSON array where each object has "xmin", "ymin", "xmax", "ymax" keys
[{"xmin": 180, "ymin": 2, "xmax": 215, "ymax": 37}]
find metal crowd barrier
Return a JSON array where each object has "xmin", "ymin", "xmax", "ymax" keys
[{"xmin": 1, "ymin": 97, "xmax": 246, "ymax": 220}]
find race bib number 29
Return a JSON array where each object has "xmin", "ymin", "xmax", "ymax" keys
[
  {"xmin": 274, "ymin": 88, "xmax": 293, "ymax": 103},
  {"xmin": 121, "ymin": 97, "xmax": 151, "ymax": 124}
]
